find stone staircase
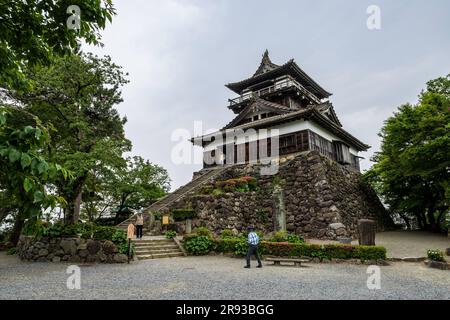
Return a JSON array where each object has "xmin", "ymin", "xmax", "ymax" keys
[
  {"xmin": 133, "ymin": 238, "xmax": 185, "ymax": 260},
  {"xmin": 117, "ymin": 166, "xmax": 228, "ymax": 232}
]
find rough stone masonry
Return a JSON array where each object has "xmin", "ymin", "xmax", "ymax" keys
[{"xmin": 169, "ymin": 151, "xmax": 393, "ymax": 240}]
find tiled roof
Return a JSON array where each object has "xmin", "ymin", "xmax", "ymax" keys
[
  {"xmin": 225, "ymin": 52, "xmax": 332, "ymax": 99},
  {"xmin": 222, "ymin": 98, "xmax": 290, "ymax": 130},
  {"xmin": 194, "ymin": 106, "xmax": 369, "ymax": 151}
]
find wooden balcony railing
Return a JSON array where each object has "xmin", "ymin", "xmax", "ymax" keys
[{"xmin": 228, "ymin": 77, "xmax": 320, "ymax": 107}]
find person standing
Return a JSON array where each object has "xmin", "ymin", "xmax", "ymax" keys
[
  {"xmin": 135, "ymin": 213, "xmax": 144, "ymax": 239},
  {"xmin": 244, "ymin": 226, "xmax": 262, "ymax": 268}
]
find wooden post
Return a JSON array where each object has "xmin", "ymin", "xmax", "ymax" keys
[
  {"xmin": 127, "ymin": 238, "xmax": 131, "ymax": 264},
  {"xmin": 126, "ymin": 224, "xmax": 135, "ymax": 264},
  {"xmin": 358, "ymin": 219, "xmax": 376, "ymax": 246}
]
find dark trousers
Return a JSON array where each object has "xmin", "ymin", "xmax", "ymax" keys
[
  {"xmin": 136, "ymin": 225, "xmax": 143, "ymax": 239},
  {"xmin": 246, "ymin": 244, "xmax": 262, "ymax": 266}
]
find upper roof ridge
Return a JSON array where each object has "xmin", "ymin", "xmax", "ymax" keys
[{"xmin": 253, "ymin": 50, "xmax": 279, "ymax": 76}]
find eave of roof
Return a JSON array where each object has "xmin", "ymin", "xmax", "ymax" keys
[
  {"xmin": 225, "ymin": 59, "xmax": 332, "ymax": 99},
  {"xmin": 222, "ymin": 98, "xmax": 291, "ymax": 130},
  {"xmin": 191, "ymin": 107, "xmax": 369, "ymax": 151}
]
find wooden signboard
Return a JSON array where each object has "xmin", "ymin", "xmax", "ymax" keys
[
  {"xmin": 127, "ymin": 224, "xmax": 135, "ymax": 239},
  {"xmin": 162, "ymin": 215, "xmax": 169, "ymax": 225}
]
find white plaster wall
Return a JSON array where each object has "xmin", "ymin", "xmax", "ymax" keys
[{"xmin": 202, "ymin": 119, "xmax": 359, "ymax": 156}]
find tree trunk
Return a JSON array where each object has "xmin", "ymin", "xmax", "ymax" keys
[
  {"xmin": 73, "ymin": 191, "xmax": 82, "ymax": 222},
  {"xmin": 65, "ymin": 175, "xmax": 87, "ymax": 224},
  {"xmin": 427, "ymin": 207, "xmax": 439, "ymax": 233},
  {"xmin": 9, "ymin": 217, "xmax": 25, "ymax": 245}
]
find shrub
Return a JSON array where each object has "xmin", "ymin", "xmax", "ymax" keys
[
  {"xmin": 427, "ymin": 249, "xmax": 445, "ymax": 262},
  {"xmin": 172, "ymin": 209, "xmax": 196, "ymax": 221},
  {"xmin": 193, "ymin": 227, "xmax": 212, "ymax": 238},
  {"xmin": 269, "ymin": 231, "xmax": 304, "ymax": 244},
  {"xmin": 111, "ymin": 229, "xmax": 127, "ymax": 243},
  {"xmin": 220, "ymin": 229, "xmax": 235, "ymax": 238},
  {"xmin": 234, "ymin": 239, "xmax": 248, "ymax": 256},
  {"xmin": 184, "ymin": 235, "xmax": 213, "ymax": 255},
  {"xmin": 286, "ymin": 234, "xmax": 305, "ymax": 244},
  {"xmin": 111, "ymin": 229, "xmax": 134, "ymax": 256},
  {"xmin": 165, "ymin": 230, "xmax": 177, "ymax": 239},
  {"xmin": 92, "ymin": 226, "xmax": 117, "ymax": 241},
  {"xmin": 353, "ymin": 246, "xmax": 386, "ymax": 261},
  {"xmin": 213, "ymin": 238, "xmax": 242, "ymax": 252},
  {"xmin": 212, "ymin": 240, "xmax": 387, "ymax": 261},
  {"xmin": 213, "ymin": 176, "xmax": 258, "ymax": 193},
  {"xmin": 153, "ymin": 212, "xmax": 162, "ymax": 221},
  {"xmin": 6, "ymin": 247, "xmax": 16, "ymax": 255},
  {"xmin": 269, "ymin": 231, "xmax": 287, "ymax": 242}
]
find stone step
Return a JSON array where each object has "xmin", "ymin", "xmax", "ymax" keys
[
  {"xmin": 134, "ymin": 244, "xmax": 180, "ymax": 250},
  {"xmin": 132, "ymin": 239, "xmax": 174, "ymax": 245},
  {"xmin": 136, "ymin": 248, "xmax": 182, "ymax": 255},
  {"xmin": 137, "ymin": 252, "xmax": 185, "ymax": 260},
  {"xmin": 116, "ymin": 166, "xmax": 227, "ymax": 229}
]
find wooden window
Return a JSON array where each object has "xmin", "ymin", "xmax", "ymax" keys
[{"xmin": 333, "ymin": 141, "xmax": 351, "ymax": 164}]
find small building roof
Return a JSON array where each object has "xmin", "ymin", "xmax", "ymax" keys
[{"xmin": 225, "ymin": 50, "xmax": 332, "ymax": 99}]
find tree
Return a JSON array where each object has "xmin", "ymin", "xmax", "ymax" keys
[
  {"xmin": 365, "ymin": 74, "xmax": 450, "ymax": 232},
  {"xmin": 13, "ymin": 53, "xmax": 131, "ymax": 224},
  {"xmin": 0, "ymin": 0, "xmax": 115, "ymax": 89},
  {"xmin": 111, "ymin": 156, "xmax": 170, "ymax": 220},
  {"xmin": 0, "ymin": 107, "xmax": 69, "ymax": 244},
  {"xmin": 82, "ymin": 156, "xmax": 170, "ymax": 224}
]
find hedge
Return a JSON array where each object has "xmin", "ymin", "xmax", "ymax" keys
[{"xmin": 211, "ymin": 239, "xmax": 386, "ymax": 261}]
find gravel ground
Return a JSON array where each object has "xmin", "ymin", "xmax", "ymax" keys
[
  {"xmin": 0, "ymin": 253, "xmax": 449, "ymax": 300},
  {"xmin": 308, "ymin": 231, "xmax": 450, "ymax": 259}
]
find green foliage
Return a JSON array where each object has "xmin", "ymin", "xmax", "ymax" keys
[
  {"xmin": 353, "ymin": 246, "xmax": 387, "ymax": 261},
  {"xmin": 0, "ymin": 109, "xmax": 69, "ymax": 232},
  {"xmin": 165, "ymin": 230, "xmax": 177, "ymax": 239},
  {"xmin": 172, "ymin": 209, "xmax": 196, "ymax": 221},
  {"xmin": 193, "ymin": 227, "xmax": 212, "ymax": 238},
  {"xmin": 269, "ymin": 231, "xmax": 288, "ymax": 242},
  {"xmin": 364, "ymin": 74, "xmax": 450, "ymax": 232},
  {"xmin": 202, "ymin": 176, "xmax": 259, "ymax": 194},
  {"xmin": 105, "ymin": 156, "xmax": 170, "ymax": 222},
  {"xmin": 233, "ymin": 239, "xmax": 249, "ymax": 256},
  {"xmin": 286, "ymin": 234, "xmax": 305, "ymax": 244},
  {"xmin": 0, "ymin": 0, "xmax": 116, "ymax": 89},
  {"xmin": 213, "ymin": 240, "xmax": 387, "ymax": 261},
  {"xmin": 92, "ymin": 226, "xmax": 117, "ymax": 240},
  {"xmin": 6, "ymin": 247, "xmax": 17, "ymax": 255},
  {"xmin": 111, "ymin": 229, "xmax": 127, "ymax": 243},
  {"xmin": 113, "ymin": 230, "xmax": 134, "ymax": 256},
  {"xmin": 184, "ymin": 235, "xmax": 213, "ymax": 255},
  {"xmin": 427, "ymin": 249, "xmax": 445, "ymax": 262},
  {"xmin": 42, "ymin": 223, "xmax": 80, "ymax": 238},
  {"xmin": 268, "ymin": 231, "xmax": 304, "ymax": 244},
  {"xmin": 153, "ymin": 212, "xmax": 162, "ymax": 222},
  {"xmin": 220, "ymin": 229, "xmax": 235, "ymax": 239},
  {"xmin": 213, "ymin": 238, "xmax": 242, "ymax": 252}
]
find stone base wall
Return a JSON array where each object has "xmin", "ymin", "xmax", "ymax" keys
[
  {"xmin": 170, "ymin": 151, "xmax": 392, "ymax": 240},
  {"xmin": 17, "ymin": 236, "xmax": 128, "ymax": 263}
]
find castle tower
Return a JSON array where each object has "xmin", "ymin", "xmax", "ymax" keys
[{"xmin": 193, "ymin": 51, "xmax": 367, "ymax": 171}]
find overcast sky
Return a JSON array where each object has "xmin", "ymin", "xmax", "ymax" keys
[{"xmin": 87, "ymin": 0, "xmax": 450, "ymax": 190}]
